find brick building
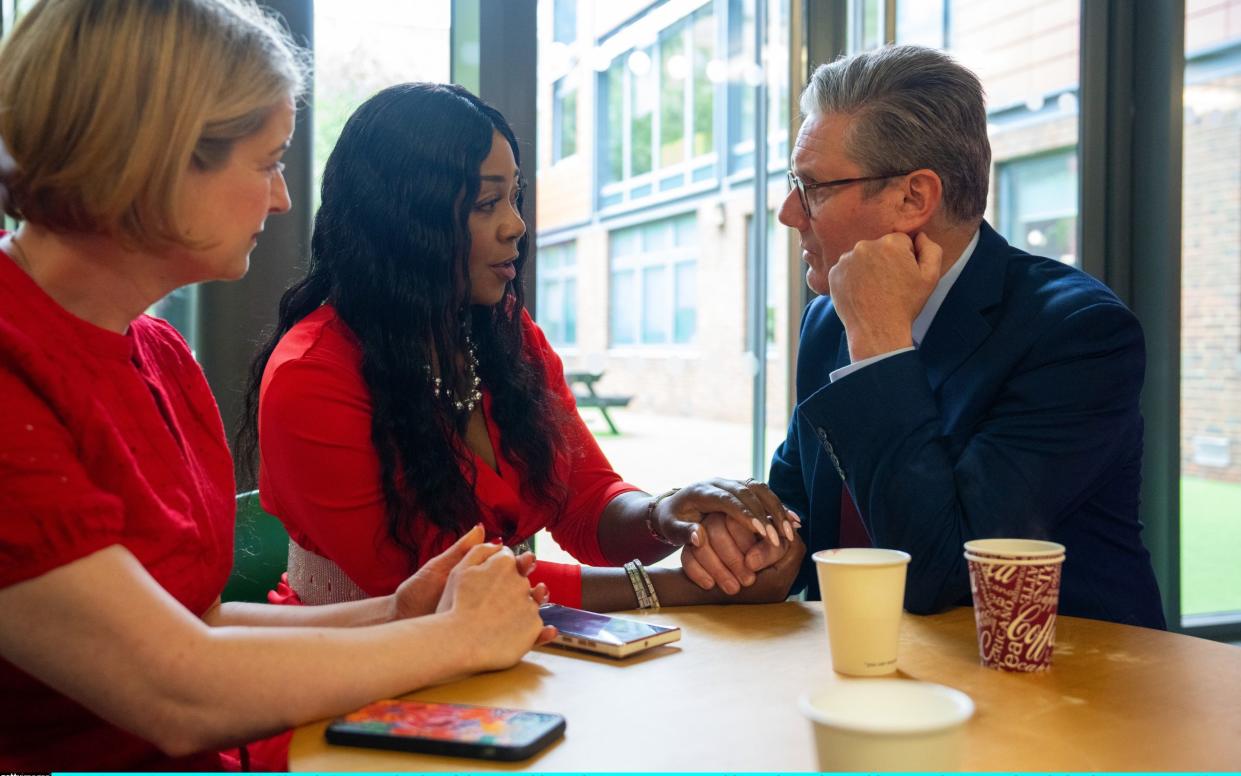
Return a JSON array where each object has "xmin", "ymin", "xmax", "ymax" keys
[{"xmin": 534, "ymin": 0, "xmax": 1241, "ymax": 485}]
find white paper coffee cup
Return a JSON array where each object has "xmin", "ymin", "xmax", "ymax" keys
[
  {"xmin": 813, "ymin": 548, "xmax": 911, "ymax": 676},
  {"xmin": 800, "ymin": 679, "xmax": 975, "ymax": 771}
]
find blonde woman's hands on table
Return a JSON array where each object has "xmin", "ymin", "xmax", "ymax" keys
[
  {"xmin": 435, "ymin": 541, "xmax": 556, "ymax": 671},
  {"xmin": 391, "ymin": 524, "xmax": 547, "ymax": 620}
]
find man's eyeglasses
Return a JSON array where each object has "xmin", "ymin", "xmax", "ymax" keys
[{"xmin": 786, "ymin": 169, "xmax": 916, "ymax": 219}]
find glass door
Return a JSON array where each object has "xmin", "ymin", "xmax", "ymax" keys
[
  {"xmin": 533, "ymin": 0, "xmax": 792, "ymax": 564},
  {"xmin": 1179, "ymin": 0, "xmax": 1241, "ymax": 629}
]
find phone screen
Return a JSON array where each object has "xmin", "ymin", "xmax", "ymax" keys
[
  {"xmin": 330, "ymin": 700, "xmax": 561, "ymax": 748},
  {"xmin": 539, "ymin": 604, "xmax": 674, "ymax": 646}
]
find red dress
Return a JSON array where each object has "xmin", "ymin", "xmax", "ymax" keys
[
  {"xmin": 0, "ymin": 244, "xmax": 235, "ymax": 770},
  {"xmin": 258, "ymin": 306, "xmax": 638, "ymax": 606}
]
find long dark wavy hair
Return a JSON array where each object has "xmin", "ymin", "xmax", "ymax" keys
[{"xmin": 237, "ymin": 82, "xmax": 568, "ymax": 559}]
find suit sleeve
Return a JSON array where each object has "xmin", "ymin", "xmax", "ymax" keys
[{"xmin": 797, "ymin": 300, "xmax": 1145, "ymax": 614}]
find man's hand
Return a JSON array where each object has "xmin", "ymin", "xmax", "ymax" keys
[
  {"xmin": 680, "ymin": 511, "xmax": 800, "ymax": 594},
  {"xmin": 828, "ymin": 231, "xmax": 943, "ymax": 362}
]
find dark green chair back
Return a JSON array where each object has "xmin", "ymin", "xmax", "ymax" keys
[{"xmin": 221, "ymin": 490, "xmax": 289, "ymax": 603}]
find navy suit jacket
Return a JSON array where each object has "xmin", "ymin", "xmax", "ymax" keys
[{"xmin": 769, "ymin": 221, "xmax": 1166, "ymax": 629}]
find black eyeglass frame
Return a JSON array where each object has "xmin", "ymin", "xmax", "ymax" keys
[{"xmin": 786, "ymin": 169, "xmax": 917, "ymax": 219}]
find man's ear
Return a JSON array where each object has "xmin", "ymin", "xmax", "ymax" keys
[{"xmin": 893, "ymin": 168, "xmax": 942, "ymax": 233}]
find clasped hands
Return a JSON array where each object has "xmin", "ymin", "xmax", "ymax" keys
[
  {"xmin": 670, "ymin": 232, "xmax": 943, "ymax": 595},
  {"xmin": 649, "ymin": 477, "xmax": 805, "ymax": 599}
]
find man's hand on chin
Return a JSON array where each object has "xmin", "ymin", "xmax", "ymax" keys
[{"xmin": 828, "ymin": 232, "xmax": 943, "ymax": 362}]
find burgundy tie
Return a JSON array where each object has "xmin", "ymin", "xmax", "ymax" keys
[{"xmin": 838, "ymin": 486, "xmax": 872, "ymax": 548}]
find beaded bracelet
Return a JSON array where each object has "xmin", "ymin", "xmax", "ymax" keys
[{"xmin": 644, "ymin": 487, "xmax": 682, "ymax": 546}]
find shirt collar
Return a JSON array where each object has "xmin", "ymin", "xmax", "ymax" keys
[{"xmin": 912, "ymin": 228, "xmax": 981, "ymax": 347}]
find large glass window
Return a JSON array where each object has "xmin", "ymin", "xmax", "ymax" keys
[
  {"xmin": 880, "ymin": 0, "xmax": 1081, "ymax": 261},
  {"xmin": 536, "ymin": 241, "xmax": 578, "ymax": 346},
  {"xmin": 895, "ymin": 0, "xmax": 946, "ymax": 49},
  {"xmin": 997, "ymin": 150, "xmax": 1078, "ymax": 267},
  {"xmin": 1180, "ymin": 0, "xmax": 1241, "ymax": 624},
  {"xmin": 534, "ymin": 0, "xmax": 791, "ymax": 565},
  {"xmin": 597, "ymin": 3, "xmax": 717, "ymax": 209},
  {"xmin": 609, "ymin": 215, "xmax": 697, "ymax": 347},
  {"xmin": 313, "ymin": 1, "xmax": 451, "ymax": 207},
  {"xmin": 659, "ymin": 20, "xmax": 688, "ymax": 168},
  {"xmin": 553, "ymin": 0, "xmax": 577, "ymax": 43},
  {"xmin": 690, "ymin": 6, "xmax": 715, "ymax": 159},
  {"xmin": 603, "ymin": 58, "xmax": 626, "ymax": 188},
  {"xmin": 630, "ymin": 45, "xmax": 656, "ymax": 178},
  {"xmin": 728, "ymin": 0, "xmax": 791, "ymax": 176},
  {"xmin": 553, "ymin": 76, "xmax": 578, "ymax": 162}
]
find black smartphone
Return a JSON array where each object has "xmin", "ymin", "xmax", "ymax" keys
[
  {"xmin": 539, "ymin": 603, "xmax": 682, "ymax": 658},
  {"xmin": 325, "ymin": 699, "xmax": 565, "ymax": 761}
]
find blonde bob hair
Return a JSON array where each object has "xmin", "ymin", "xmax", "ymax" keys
[{"xmin": 0, "ymin": 0, "xmax": 309, "ymax": 250}]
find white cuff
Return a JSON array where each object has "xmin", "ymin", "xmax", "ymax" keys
[{"xmin": 829, "ymin": 346, "xmax": 917, "ymax": 383}]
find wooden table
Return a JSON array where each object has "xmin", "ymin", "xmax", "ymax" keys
[{"xmin": 290, "ymin": 603, "xmax": 1241, "ymax": 771}]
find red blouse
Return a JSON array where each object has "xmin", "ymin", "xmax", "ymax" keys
[
  {"xmin": 0, "ymin": 244, "xmax": 234, "ymax": 771},
  {"xmin": 258, "ymin": 305, "xmax": 638, "ymax": 607}
]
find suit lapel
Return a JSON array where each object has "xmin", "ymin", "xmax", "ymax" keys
[{"xmin": 918, "ymin": 221, "xmax": 1009, "ymax": 392}]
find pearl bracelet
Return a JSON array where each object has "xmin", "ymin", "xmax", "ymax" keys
[{"xmin": 645, "ymin": 487, "xmax": 682, "ymax": 546}]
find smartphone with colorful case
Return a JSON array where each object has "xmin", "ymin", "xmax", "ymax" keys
[{"xmin": 325, "ymin": 699, "xmax": 565, "ymax": 761}]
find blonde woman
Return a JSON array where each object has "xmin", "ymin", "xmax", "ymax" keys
[{"xmin": 0, "ymin": 1, "xmax": 551, "ymax": 770}]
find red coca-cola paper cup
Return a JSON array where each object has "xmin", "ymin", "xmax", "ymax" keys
[
  {"xmin": 964, "ymin": 538, "xmax": 1065, "ymax": 561},
  {"xmin": 964, "ymin": 542, "xmax": 1065, "ymax": 672}
]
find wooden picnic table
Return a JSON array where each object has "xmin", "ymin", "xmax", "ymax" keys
[{"xmin": 564, "ymin": 370, "xmax": 631, "ymax": 434}]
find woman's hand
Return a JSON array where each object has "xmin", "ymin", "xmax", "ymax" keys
[
  {"xmin": 437, "ymin": 543, "xmax": 556, "ymax": 672},
  {"xmin": 654, "ymin": 478, "xmax": 799, "ymax": 550},
  {"xmin": 654, "ymin": 479, "xmax": 799, "ymax": 590},
  {"xmin": 390, "ymin": 525, "xmax": 548, "ymax": 621}
]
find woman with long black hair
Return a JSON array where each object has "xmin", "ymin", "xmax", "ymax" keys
[{"xmin": 240, "ymin": 83, "xmax": 804, "ymax": 612}]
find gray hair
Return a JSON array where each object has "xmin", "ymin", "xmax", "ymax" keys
[{"xmin": 799, "ymin": 45, "xmax": 990, "ymax": 224}]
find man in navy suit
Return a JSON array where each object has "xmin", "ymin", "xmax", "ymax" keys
[{"xmin": 682, "ymin": 45, "xmax": 1165, "ymax": 628}]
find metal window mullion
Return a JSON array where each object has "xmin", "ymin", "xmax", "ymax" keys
[
  {"xmin": 750, "ymin": 0, "xmax": 770, "ymax": 480},
  {"xmin": 1080, "ymin": 0, "xmax": 1187, "ymax": 633}
]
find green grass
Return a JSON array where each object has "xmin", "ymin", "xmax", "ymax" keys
[{"xmin": 1181, "ymin": 476, "xmax": 1241, "ymax": 616}]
